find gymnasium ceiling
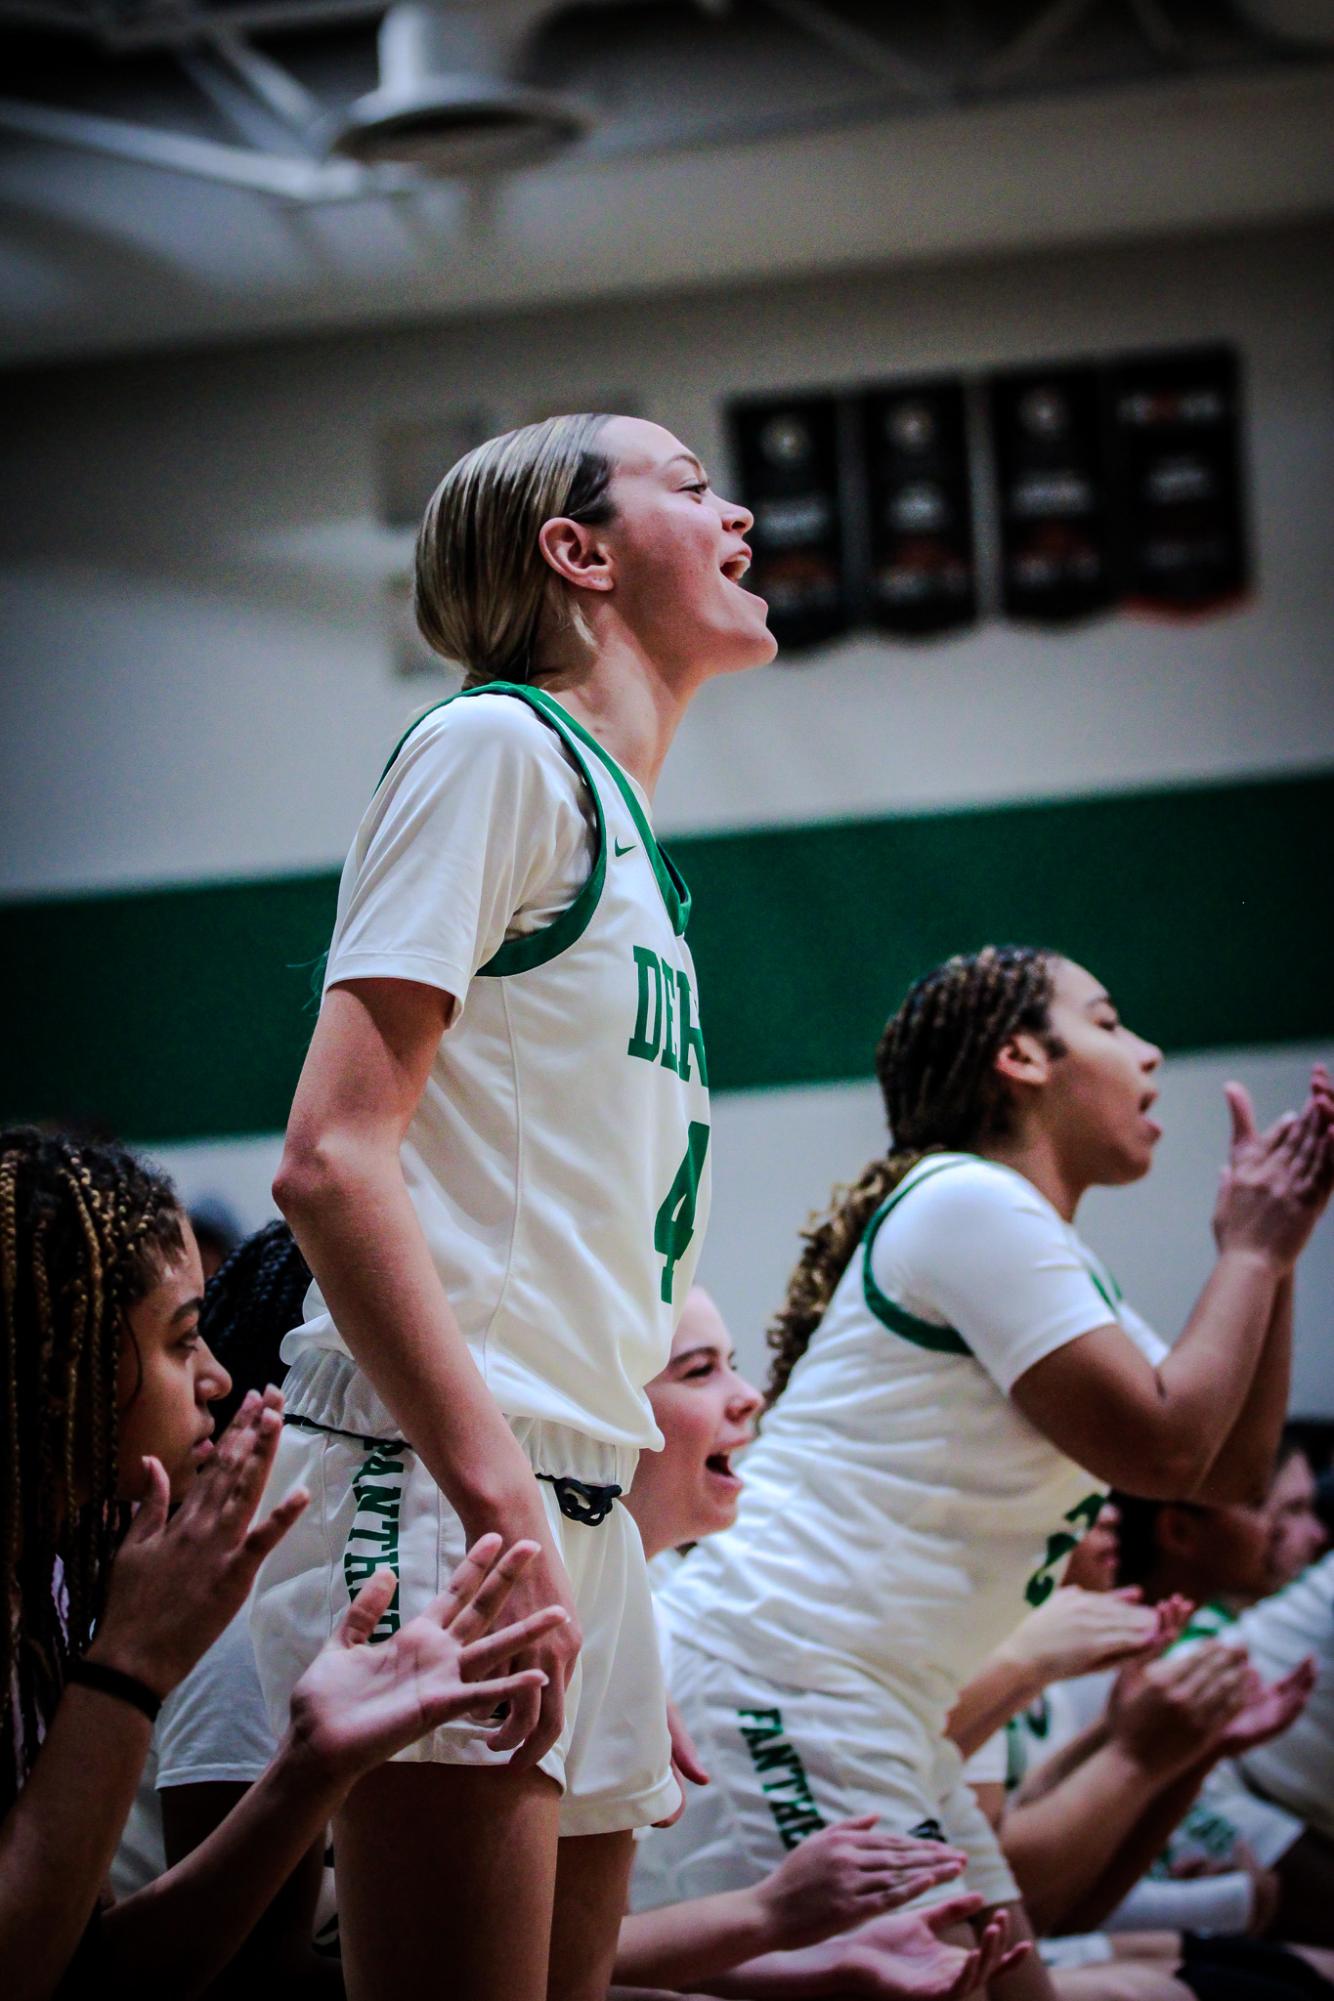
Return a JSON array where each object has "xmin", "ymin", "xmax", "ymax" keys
[{"xmin": 2, "ymin": 0, "xmax": 1333, "ymax": 366}]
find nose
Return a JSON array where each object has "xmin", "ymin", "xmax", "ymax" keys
[
  {"xmin": 1139, "ymin": 1036, "xmax": 1163, "ymax": 1074},
  {"xmin": 721, "ymin": 493, "xmax": 753, "ymax": 537},
  {"xmin": 198, "ymin": 1337, "xmax": 233, "ymax": 1407},
  {"xmin": 728, "ymin": 1367, "xmax": 763, "ymax": 1422}
]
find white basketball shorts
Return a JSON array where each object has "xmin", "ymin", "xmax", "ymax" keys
[
  {"xmin": 632, "ymin": 1632, "xmax": 1017, "ymax": 1912},
  {"xmin": 249, "ymin": 1350, "xmax": 677, "ymax": 1837}
]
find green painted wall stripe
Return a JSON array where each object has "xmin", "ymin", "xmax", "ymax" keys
[{"xmin": 3, "ymin": 771, "xmax": 1330, "ymax": 1145}]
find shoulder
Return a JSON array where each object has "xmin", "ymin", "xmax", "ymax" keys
[
  {"xmin": 393, "ymin": 689, "xmax": 572, "ymax": 772},
  {"xmin": 884, "ymin": 1156, "xmax": 1055, "ymax": 1237}
]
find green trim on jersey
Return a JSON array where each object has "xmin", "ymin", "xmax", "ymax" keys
[
  {"xmin": 861, "ymin": 1157, "xmax": 973, "ymax": 1356},
  {"xmin": 374, "ymin": 681, "xmax": 609, "ymax": 978},
  {"xmin": 522, "ymin": 686, "xmax": 692, "ymax": 938},
  {"xmin": 378, "ymin": 680, "xmax": 690, "ymax": 943},
  {"xmin": 859, "ymin": 1153, "xmax": 1127, "ymax": 1357},
  {"xmin": 1175, "ymin": 1600, "xmax": 1239, "ymax": 1647}
]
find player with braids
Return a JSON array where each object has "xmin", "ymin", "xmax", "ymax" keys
[
  {"xmin": 0, "ymin": 1128, "xmax": 187, "ymax": 1810},
  {"xmin": 0, "ymin": 1126, "xmax": 569, "ymax": 2000},
  {"xmin": 768, "ymin": 947, "xmax": 1059, "ymax": 1403},
  {"xmin": 644, "ymin": 950, "xmax": 1334, "ymax": 2001}
]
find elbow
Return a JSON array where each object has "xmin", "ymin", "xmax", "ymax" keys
[
  {"xmin": 272, "ymin": 1129, "xmax": 357, "ymax": 1225},
  {"xmin": 1107, "ymin": 1438, "xmax": 1215, "ymax": 1504}
]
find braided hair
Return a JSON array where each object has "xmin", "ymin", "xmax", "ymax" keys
[
  {"xmin": 198, "ymin": 1219, "xmax": 310, "ymax": 1435},
  {"xmin": 0, "ymin": 1127, "xmax": 184, "ymax": 1813},
  {"xmin": 766, "ymin": 946, "xmax": 1061, "ymax": 1404}
]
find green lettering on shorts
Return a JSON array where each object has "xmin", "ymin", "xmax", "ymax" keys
[
  {"xmin": 343, "ymin": 1444, "xmax": 406, "ymax": 1641},
  {"xmin": 737, "ymin": 1705, "xmax": 828, "ymax": 1851}
]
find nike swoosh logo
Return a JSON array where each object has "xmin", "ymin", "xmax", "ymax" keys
[{"xmin": 614, "ymin": 839, "xmax": 637, "ymax": 857}]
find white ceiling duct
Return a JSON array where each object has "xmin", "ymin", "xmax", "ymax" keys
[
  {"xmin": 326, "ymin": 0, "xmax": 594, "ymax": 172},
  {"xmin": 1229, "ymin": 0, "xmax": 1334, "ymax": 46}
]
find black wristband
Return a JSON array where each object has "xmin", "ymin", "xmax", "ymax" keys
[{"xmin": 67, "ymin": 1657, "xmax": 163, "ymax": 1722}]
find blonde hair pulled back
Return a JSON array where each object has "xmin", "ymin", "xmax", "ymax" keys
[{"xmin": 415, "ymin": 412, "xmax": 616, "ymax": 690}]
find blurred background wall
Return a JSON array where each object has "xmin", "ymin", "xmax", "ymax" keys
[{"xmin": 2, "ymin": 2, "xmax": 1332, "ymax": 1398}]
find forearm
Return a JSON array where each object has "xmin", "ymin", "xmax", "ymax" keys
[
  {"xmin": 697, "ymin": 1947, "xmax": 844, "ymax": 1998},
  {"xmin": 1149, "ymin": 1249, "xmax": 1284, "ymax": 1494},
  {"xmin": 948, "ymin": 1655, "xmax": 1043, "ymax": 1759},
  {"xmin": 1003, "ymin": 1744, "xmax": 1174, "ymax": 1934},
  {"xmin": 277, "ymin": 1135, "xmax": 538, "ymax": 1527},
  {"xmin": 103, "ymin": 1737, "xmax": 342, "ymax": 1995},
  {"xmin": 1011, "ymin": 1721, "xmax": 1109, "ymax": 1805},
  {"xmin": 617, "ymin": 1889, "xmax": 781, "ymax": 1989},
  {"xmin": 0, "ymin": 1686, "xmax": 152, "ymax": 2001},
  {"xmin": 1193, "ymin": 1277, "xmax": 1292, "ymax": 1505},
  {"xmin": 1058, "ymin": 1762, "xmax": 1213, "ymax": 1936}
]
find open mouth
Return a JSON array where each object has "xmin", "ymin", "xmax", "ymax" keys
[
  {"xmin": 705, "ymin": 1449, "xmax": 742, "ymax": 1487},
  {"xmin": 720, "ymin": 549, "xmax": 752, "ymax": 585}
]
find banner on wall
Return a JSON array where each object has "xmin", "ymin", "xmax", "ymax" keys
[
  {"xmin": 1110, "ymin": 345, "xmax": 1248, "ymax": 615},
  {"xmin": 988, "ymin": 364, "xmax": 1116, "ymax": 625},
  {"xmin": 727, "ymin": 394, "xmax": 850, "ymax": 653},
  {"xmin": 861, "ymin": 380, "xmax": 977, "ymax": 638}
]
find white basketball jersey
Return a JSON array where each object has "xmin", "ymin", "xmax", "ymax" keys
[
  {"xmin": 661, "ymin": 1155, "xmax": 1164, "ymax": 1724},
  {"xmin": 284, "ymin": 683, "xmax": 712, "ymax": 1452}
]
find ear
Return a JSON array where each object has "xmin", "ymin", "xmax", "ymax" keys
[
  {"xmin": 537, "ymin": 516, "xmax": 614, "ymax": 594},
  {"xmin": 992, "ymin": 1029, "xmax": 1056, "ymax": 1092},
  {"xmin": 1157, "ymin": 1505, "xmax": 1201, "ymax": 1557}
]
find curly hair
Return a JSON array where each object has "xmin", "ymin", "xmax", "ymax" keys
[
  {"xmin": 198, "ymin": 1219, "xmax": 310, "ymax": 1435},
  {"xmin": 766, "ymin": 946, "xmax": 1061, "ymax": 1404},
  {"xmin": 0, "ymin": 1127, "xmax": 184, "ymax": 1813}
]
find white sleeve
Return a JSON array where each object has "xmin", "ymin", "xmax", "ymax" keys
[
  {"xmin": 1105, "ymin": 1870, "xmax": 1255, "ymax": 1937},
  {"xmin": 872, "ymin": 1165, "xmax": 1123, "ymax": 1394},
  {"xmin": 325, "ymin": 697, "xmax": 594, "ymax": 1017},
  {"xmin": 154, "ymin": 1612, "xmax": 277, "ymax": 1790}
]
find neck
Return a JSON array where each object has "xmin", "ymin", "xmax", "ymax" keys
[
  {"xmin": 977, "ymin": 1128, "xmax": 1086, "ymax": 1223},
  {"xmin": 541, "ymin": 635, "xmax": 697, "ymax": 800}
]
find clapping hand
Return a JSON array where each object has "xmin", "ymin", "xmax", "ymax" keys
[
  {"xmin": 285, "ymin": 1534, "xmax": 568, "ymax": 1787},
  {"xmin": 1213, "ymin": 1657, "xmax": 1315, "ymax": 1757},
  {"xmin": 89, "ymin": 1387, "xmax": 308, "ymax": 1698},
  {"xmin": 757, "ymin": 1816, "xmax": 969, "ymax": 1952},
  {"xmin": 800, "ymin": 1896, "xmax": 1030, "ymax": 1999}
]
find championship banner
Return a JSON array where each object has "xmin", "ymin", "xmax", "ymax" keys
[
  {"xmin": 861, "ymin": 380, "xmax": 977, "ymax": 638},
  {"xmin": 727, "ymin": 393, "xmax": 850, "ymax": 653},
  {"xmin": 1110, "ymin": 345, "xmax": 1249, "ymax": 615},
  {"xmin": 988, "ymin": 364, "xmax": 1116, "ymax": 624}
]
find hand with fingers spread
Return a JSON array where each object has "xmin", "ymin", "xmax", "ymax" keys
[
  {"xmin": 462, "ymin": 1498, "xmax": 582, "ymax": 1770},
  {"xmin": 1213, "ymin": 1070, "xmax": 1334, "ymax": 1269},
  {"xmin": 87, "ymin": 1386, "xmax": 308, "ymax": 1699},
  {"xmin": 284, "ymin": 1533, "xmax": 568, "ymax": 1783},
  {"xmin": 1110, "ymin": 1641, "xmax": 1252, "ymax": 1777},
  {"xmin": 791, "ymin": 1896, "xmax": 1030, "ymax": 2000},
  {"xmin": 754, "ymin": 1816, "xmax": 968, "ymax": 1953}
]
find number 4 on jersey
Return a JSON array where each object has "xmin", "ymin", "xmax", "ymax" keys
[{"xmin": 655, "ymin": 1121, "xmax": 710, "ymax": 1304}]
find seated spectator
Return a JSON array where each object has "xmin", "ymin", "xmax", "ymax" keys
[
  {"xmin": 1113, "ymin": 1465, "xmax": 1333, "ymax": 1942},
  {"xmin": 0, "ymin": 1127, "xmax": 564, "ymax": 2001},
  {"xmin": 111, "ymin": 1220, "xmax": 338, "ymax": 1990}
]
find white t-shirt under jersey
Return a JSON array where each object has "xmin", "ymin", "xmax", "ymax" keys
[
  {"xmin": 660, "ymin": 1154, "xmax": 1166, "ymax": 1726},
  {"xmin": 282, "ymin": 686, "xmax": 712, "ymax": 1452}
]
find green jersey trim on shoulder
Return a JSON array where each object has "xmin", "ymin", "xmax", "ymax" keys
[
  {"xmin": 523, "ymin": 686, "xmax": 692, "ymax": 938},
  {"xmin": 374, "ymin": 681, "xmax": 608, "ymax": 979},
  {"xmin": 861, "ymin": 1155, "xmax": 973, "ymax": 1357}
]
